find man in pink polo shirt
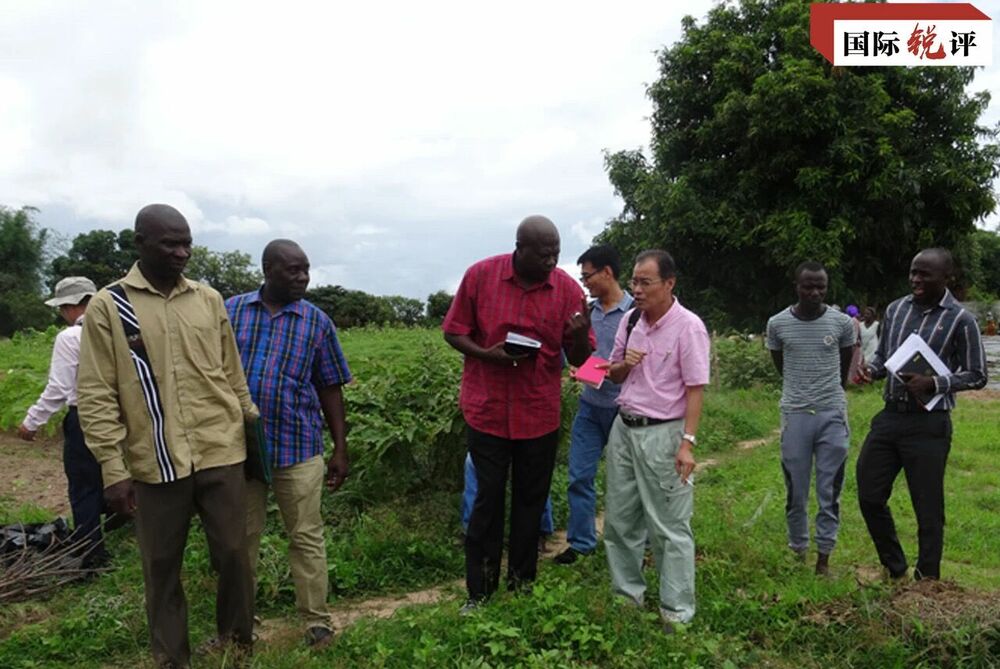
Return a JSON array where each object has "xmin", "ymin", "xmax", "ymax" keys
[
  {"xmin": 599, "ymin": 249, "xmax": 710, "ymax": 632},
  {"xmin": 443, "ymin": 215, "xmax": 594, "ymax": 611}
]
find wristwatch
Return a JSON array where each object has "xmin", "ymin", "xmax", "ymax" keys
[{"xmin": 681, "ymin": 433, "xmax": 697, "ymax": 446}]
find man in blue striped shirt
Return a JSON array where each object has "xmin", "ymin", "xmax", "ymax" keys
[
  {"xmin": 857, "ymin": 248, "xmax": 987, "ymax": 580},
  {"xmin": 227, "ymin": 239, "xmax": 351, "ymax": 648}
]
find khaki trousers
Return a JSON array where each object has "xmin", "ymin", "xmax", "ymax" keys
[
  {"xmin": 246, "ymin": 455, "xmax": 331, "ymax": 630},
  {"xmin": 134, "ymin": 463, "xmax": 254, "ymax": 668},
  {"xmin": 604, "ymin": 417, "xmax": 696, "ymax": 623}
]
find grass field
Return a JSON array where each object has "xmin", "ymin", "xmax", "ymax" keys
[{"xmin": 1, "ymin": 328, "xmax": 998, "ymax": 667}]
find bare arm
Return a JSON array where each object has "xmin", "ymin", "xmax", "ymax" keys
[
  {"xmin": 676, "ymin": 385, "xmax": 704, "ymax": 484},
  {"xmin": 318, "ymin": 384, "xmax": 349, "ymax": 491},
  {"xmin": 444, "ymin": 332, "xmax": 526, "ymax": 365},
  {"xmin": 839, "ymin": 346, "xmax": 854, "ymax": 388},
  {"xmin": 770, "ymin": 349, "xmax": 783, "ymax": 376}
]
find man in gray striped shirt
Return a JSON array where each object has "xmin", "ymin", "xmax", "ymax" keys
[
  {"xmin": 767, "ymin": 261, "xmax": 856, "ymax": 575},
  {"xmin": 857, "ymin": 248, "xmax": 987, "ymax": 580}
]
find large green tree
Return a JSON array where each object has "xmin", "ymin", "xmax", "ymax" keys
[
  {"xmin": 426, "ymin": 290, "xmax": 454, "ymax": 322},
  {"xmin": 50, "ymin": 230, "xmax": 262, "ymax": 299},
  {"xmin": 50, "ymin": 229, "xmax": 138, "ymax": 290},
  {"xmin": 0, "ymin": 206, "xmax": 52, "ymax": 336},
  {"xmin": 600, "ymin": 0, "xmax": 999, "ymax": 330},
  {"xmin": 185, "ymin": 247, "xmax": 262, "ymax": 298}
]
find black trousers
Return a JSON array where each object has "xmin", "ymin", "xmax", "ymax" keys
[
  {"xmin": 465, "ymin": 427, "xmax": 559, "ymax": 601},
  {"xmin": 856, "ymin": 408, "xmax": 952, "ymax": 579},
  {"xmin": 63, "ymin": 407, "xmax": 107, "ymax": 560}
]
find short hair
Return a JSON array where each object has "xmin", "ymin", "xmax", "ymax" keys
[
  {"xmin": 261, "ymin": 239, "xmax": 302, "ymax": 268},
  {"xmin": 917, "ymin": 247, "xmax": 954, "ymax": 274},
  {"xmin": 794, "ymin": 260, "xmax": 827, "ymax": 281},
  {"xmin": 635, "ymin": 249, "xmax": 676, "ymax": 280},
  {"xmin": 577, "ymin": 244, "xmax": 622, "ymax": 278}
]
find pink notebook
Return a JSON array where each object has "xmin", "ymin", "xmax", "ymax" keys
[{"xmin": 573, "ymin": 355, "xmax": 608, "ymax": 389}]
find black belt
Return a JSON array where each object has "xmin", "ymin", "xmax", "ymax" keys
[{"xmin": 619, "ymin": 412, "xmax": 680, "ymax": 428}]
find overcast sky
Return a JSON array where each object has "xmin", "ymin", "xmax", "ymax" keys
[{"xmin": 1, "ymin": 0, "xmax": 997, "ymax": 299}]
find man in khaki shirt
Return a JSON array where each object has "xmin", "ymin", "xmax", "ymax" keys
[{"xmin": 78, "ymin": 204, "xmax": 257, "ymax": 669}]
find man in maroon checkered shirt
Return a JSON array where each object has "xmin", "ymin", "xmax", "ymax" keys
[{"xmin": 443, "ymin": 215, "xmax": 594, "ymax": 611}]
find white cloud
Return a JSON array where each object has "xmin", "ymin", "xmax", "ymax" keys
[{"xmin": 1, "ymin": 0, "xmax": 996, "ymax": 300}]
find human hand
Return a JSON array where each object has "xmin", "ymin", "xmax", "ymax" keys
[
  {"xmin": 17, "ymin": 424, "xmax": 36, "ymax": 441},
  {"xmin": 675, "ymin": 442, "xmax": 696, "ymax": 484},
  {"xmin": 564, "ymin": 296, "xmax": 591, "ymax": 341},
  {"xmin": 900, "ymin": 373, "xmax": 936, "ymax": 398},
  {"xmin": 857, "ymin": 365, "xmax": 872, "ymax": 384},
  {"xmin": 483, "ymin": 341, "xmax": 530, "ymax": 367},
  {"xmin": 622, "ymin": 348, "xmax": 646, "ymax": 369},
  {"xmin": 104, "ymin": 479, "xmax": 137, "ymax": 517},
  {"xmin": 326, "ymin": 450, "xmax": 350, "ymax": 492}
]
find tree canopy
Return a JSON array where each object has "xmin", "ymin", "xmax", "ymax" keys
[
  {"xmin": 600, "ymin": 0, "xmax": 999, "ymax": 330},
  {"xmin": 0, "ymin": 206, "xmax": 52, "ymax": 336},
  {"xmin": 185, "ymin": 247, "xmax": 262, "ymax": 299},
  {"xmin": 50, "ymin": 229, "xmax": 138, "ymax": 290}
]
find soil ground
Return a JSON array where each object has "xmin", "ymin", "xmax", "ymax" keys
[{"xmin": 0, "ymin": 431, "xmax": 69, "ymax": 516}]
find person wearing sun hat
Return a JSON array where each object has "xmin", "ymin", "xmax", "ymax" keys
[{"xmin": 18, "ymin": 276, "xmax": 110, "ymax": 569}]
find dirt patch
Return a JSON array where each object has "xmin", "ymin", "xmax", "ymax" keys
[
  {"xmin": 0, "ymin": 431, "xmax": 68, "ymax": 515},
  {"xmin": 964, "ymin": 388, "xmax": 1000, "ymax": 402},
  {"xmin": 255, "ymin": 582, "xmax": 462, "ymax": 646},
  {"xmin": 888, "ymin": 579, "xmax": 1000, "ymax": 629},
  {"xmin": 737, "ymin": 429, "xmax": 780, "ymax": 450},
  {"xmin": 806, "ymin": 577, "xmax": 1000, "ymax": 634},
  {"xmin": 329, "ymin": 583, "xmax": 458, "ymax": 630}
]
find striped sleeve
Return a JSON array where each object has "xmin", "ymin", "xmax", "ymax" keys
[{"xmin": 941, "ymin": 313, "xmax": 988, "ymax": 393}]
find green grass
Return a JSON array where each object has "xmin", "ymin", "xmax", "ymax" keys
[
  {"xmin": 0, "ymin": 327, "xmax": 61, "ymax": 432},
  {"xmin": 1, "ymin": 330, "xmax": 999, "ymax": 667}
]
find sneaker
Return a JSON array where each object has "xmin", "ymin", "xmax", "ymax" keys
[
  {"xmin": 659, "ymin": 611, "xmax": 686, "ymax": 635},
  {"xmin": 305, "ymin": 626, "xmax": 334, "ymax": 648},
  {"xmin": 459, "ymin": 599, "xmax": 481, "ymax": 616},
  {"xmin": 815, "ymin": 552, "xmax": 830, "ymax": 576},
  {"xmin": 554, "ymin": 547, "xmax": 589, "ymax": 565}
]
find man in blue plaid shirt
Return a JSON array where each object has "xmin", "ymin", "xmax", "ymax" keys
[{"xmin": 226, "ymin": 239, "xmax": 351, "ymax": 648}]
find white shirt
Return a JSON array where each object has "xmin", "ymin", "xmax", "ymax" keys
[
  {"xmin": 859, "ymin": 320, "xmax": 879, "ymax": 363},
  {"xmin": 23, "ymin": 316, "xmax": 83, "ymax": 431}
]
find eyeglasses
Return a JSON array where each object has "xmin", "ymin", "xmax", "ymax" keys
[
  {"xmin": 579, "ymin": 269, "xmax": 600, "ymax": 282},
  {"xmin": 629, "ymin": 278, "xmax": 665, "ymax": 289}
]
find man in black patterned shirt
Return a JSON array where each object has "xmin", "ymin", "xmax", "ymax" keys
[{"xmin": 857, "ymin": 248, "xmax": 987, "ymax": 580}]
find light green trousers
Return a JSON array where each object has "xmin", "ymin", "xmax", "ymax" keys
[
  {"xmin": 604, "ymin": 416, "xmax": 696, "ymax": 623},
  {"xmin": 246, "ymin": 455, "xmax": 331, "ymax": 631}
]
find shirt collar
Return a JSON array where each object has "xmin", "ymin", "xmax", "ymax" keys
[
  {"xmin": 642, "ymin": 296, "xmax": 681, "ymax": 330},
  {"xmin": 247, "ymin": 287, "xmax": 307, "ymax": 317},
  {"xmin": 590, "ymin": 292, "xmax": 634, "ymax": 315},
  {"xmin": 902, "ymin": 288, "xmax": 956, "ymax": 311},
  {"xmin": 121, "ymin": 261, "xmax": 195, "ymax": 298},
  {"xmin": 502, "ymin": 252, "xmax": 555, "ymax": 290}
]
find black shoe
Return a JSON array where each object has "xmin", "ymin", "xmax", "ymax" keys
[
  {"xmin": 815, "ymin": 552, "xmax": 830, "ymax": 576},
  {"xmin": 554, "ymin": 547, "xmax": 589, "ymax": 565},
  {"xmin": 305, "ymin": 626, "xmax": 334, "ymax": 648},
  {"xmin": 81, "ymin": 550, "xmax": 111, "ymax": 571}
]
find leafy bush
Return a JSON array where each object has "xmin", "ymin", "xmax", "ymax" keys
[{"xmin": 713, "ymin": 335, "xmax": 781, "ymax": 389}]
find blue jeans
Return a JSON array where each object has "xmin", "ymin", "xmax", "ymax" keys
[
  {"xmin": 566, "ymin": 401, "xmax": 619, "ymax": 552},
  {"xmin": 462, "ymin": 452, "xmax": 553, "ymax": 534}
]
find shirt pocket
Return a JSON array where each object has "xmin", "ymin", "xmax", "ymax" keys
[{"xmin": 187, "ymin": 324, "xmax": 224, "ymax": 372}]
